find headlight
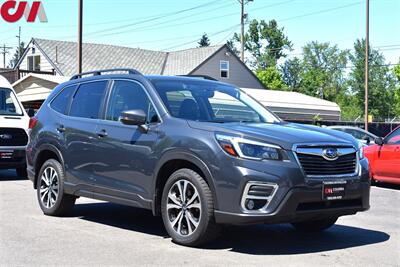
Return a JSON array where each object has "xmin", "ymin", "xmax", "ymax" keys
[{"xmin": 216, "ymin": 134, "xmax": 287, "ymax": 161}]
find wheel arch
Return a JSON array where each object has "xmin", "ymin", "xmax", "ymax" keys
[
  {"xmin": 33, "ymin": 144, "xmax": 64, "ymax": 189},
  {"xmin": 152, "ymin": 151, "xmax": 218, "ymax": 216}
]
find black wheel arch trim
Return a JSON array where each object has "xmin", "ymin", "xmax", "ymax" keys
[
  {"xmin": 151, "ymin": 149, "xmax": 219, "ymax": 215},
  {"xmin": 33, "ymin": 143, "xmax": 65, "ymax": 188}
]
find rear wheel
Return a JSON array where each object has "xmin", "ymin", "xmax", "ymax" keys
[
  {"xmin": 16, "ymin": 166, "xmax": 27, "ymax": 178},
  {"xmin": 291, "ymin": 217, "xmax": 338, "ymax": 232},
  {"xmin": 36, "ymin": 159, "xmax": 76, "ymax": 216},
  {"xmin": 161, "ymin": 168, "xmax": 220, "ymax": 247}
]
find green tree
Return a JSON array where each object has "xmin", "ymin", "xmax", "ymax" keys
[
  {"xmin": 256, "ymin": 66, "xmax": 288, "ymax": 90},
  {"xmin": 299, "ymin": 41, "xmax": 348, "ymax": 101},
  {"xmin": 393, "ymin": 58, "xmax": 400, "ymax": 116},
  {"xmin": 394, "ymin": 58, "xmax": 400, "ymax": 81},
  {"xmin": 281, "ymin": 57, "xmax": 303, "ymax": 91},
  {"xmin": 348, "ymin": 39, "xmax": 397, "ymax": 120},
  {"xmin": 8, "ymin": 42, "xmax": 25, "ymax": 68},
  {"xmin": 226, "ymin": 40, "xmax": 240, "ymax": 56},
  {"xmin": 198, "ymin": 33, "xmax": 210, "ymax": 47},
  {"xmin": 232, "ymin": 19, "xmax": 292, "ymax": 70}
]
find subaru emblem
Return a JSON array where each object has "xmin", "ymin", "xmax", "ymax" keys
[{"xmin": 323, "ymin": 148, "xmax": 339, "ymax": 161}]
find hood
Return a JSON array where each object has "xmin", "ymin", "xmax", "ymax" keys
[{"xmin": 188, "ymin": 121, "xmax": 358, "ymax": 150}]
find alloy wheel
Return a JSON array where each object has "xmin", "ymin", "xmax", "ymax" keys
[
  {"xmin": 39, "ymin": 167, "xmax": 59, "ymax": 209},
  {"xmin": 166, "ymin": 180, "xmax": 201, "ymax": 236}
]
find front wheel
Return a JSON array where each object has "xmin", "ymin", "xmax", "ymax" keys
[
  {"xmin": 291, "ymin": 217, "xmax": 338, "ymax": 232},
  {"xmin": 161, "ymin": 169, "xmax": 220, "ymax": 247},
  {"xmin": 36, "ymin": 159, "xmax": 76, "ymax": 216}
]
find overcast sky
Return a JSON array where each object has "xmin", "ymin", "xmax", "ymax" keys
[{"xmin": 1, "ymin": 0, "xmax": 399, "ymax": 66}]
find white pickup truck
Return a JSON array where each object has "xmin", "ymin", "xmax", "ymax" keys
[{"xmin": 0, "ymin": 75, "xmax": 30, "ymax": 177}]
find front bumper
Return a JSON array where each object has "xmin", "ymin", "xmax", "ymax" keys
[
  {"xmin": 215, "ymin": 181, "xmax": 370, "ymax": 225},
  {"xmin": 0, "ymin": 147, "xmax": 26, "ymax": 169},
  {"xmin": 210, "ymin": 150, "xmax": 370, "ymax": 225}
]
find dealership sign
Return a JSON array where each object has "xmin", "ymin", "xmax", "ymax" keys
[{"xmin": 1, "ymin": 0, "xmax": 47, "ymax": 23}]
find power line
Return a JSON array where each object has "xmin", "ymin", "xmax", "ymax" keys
[
  {"xmin": 278, "ymin": 1, "xmax": 364, "ymax": 22},
  {"xmin": 59, "ymin": 0, "xmax": 227, "ymax": 39},
  {"xmin": 161, "ymin": 24, "xmax": 240, "ymax": 51}
]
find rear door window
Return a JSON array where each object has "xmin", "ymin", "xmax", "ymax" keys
[
  {"xmin": 50, "ymin": 85, "xmax": 76, "ymax": 114},
  {"xmin": 69, "ymin": 81, "xmax": 108, "ymax": 119}
]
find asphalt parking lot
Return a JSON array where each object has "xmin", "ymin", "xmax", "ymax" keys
[{"xmin": 0, "ymin": 169, "xmax": 399, "ymax": 267}]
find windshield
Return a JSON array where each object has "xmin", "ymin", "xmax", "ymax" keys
[
  {"xmin": 151, "ymin": 79, "xmax": 280, "ymax": 124},
  {"xmin": 0, "ymin": 88, "xmax": 23, "ymax": 116}
]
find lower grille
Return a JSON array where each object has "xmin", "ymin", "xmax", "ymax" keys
[
  {"xmin": 0, "ymin": 128, "xmax": 28, "ymax": 146},
  {"xmin": 297, "ymin": 199, "xmax": 363, "ymax": 211}
]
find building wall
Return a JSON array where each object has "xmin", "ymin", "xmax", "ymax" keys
[
  {"xmin": 192, "ymin": 47, "xmax": 265, "ymax": 89},
  {"xmin": 19, "ymin": 42, "xmax": 56, "ymax": 74}
]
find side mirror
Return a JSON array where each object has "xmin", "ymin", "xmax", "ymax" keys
[
  {"xmin": 27, "ymin": 108, "xmax": 35, "ymax": 118},
  {"xmin": 363, "ymin": 136, "xmax": 371, "ymax": 145},
  {"xmin": 120, "ymin": 110, "xmax": 147, "ymax": 126},
  {"xmin": 375, "ymin": 137, "xmax": 384, "ymax": 146}
]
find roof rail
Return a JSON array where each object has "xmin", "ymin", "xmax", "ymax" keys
[
  {"xmin": 178, "ymin": 75, "xmax": 218, "ymax": 81},
  {"xmin": 70, "ymin": 68, "xmax": 143, "ymax": 80}
]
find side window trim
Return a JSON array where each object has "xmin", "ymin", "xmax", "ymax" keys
[{"xmin": 104, "ymin": 79, "xmax": 162, "ymax": 124}]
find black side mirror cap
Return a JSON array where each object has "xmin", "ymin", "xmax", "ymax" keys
[
  {"xmin": 120, "ymin": 110, "xmax": 147, "ymax": 126},
  {"xmin": 363, "ymin": 136, "xmax": 371, "ymax": 145},
  {"xmin": 375, "ymin": 137, "xmax": 384, "ymax": 146}
]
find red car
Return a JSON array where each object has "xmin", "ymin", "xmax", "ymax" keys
[{"xmin": 364, "ymin": 126, "xmax": 400, "ymax": 185}]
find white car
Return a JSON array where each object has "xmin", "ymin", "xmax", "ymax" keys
[{"xmin": 0, "ymin": 75, "xmax": 30, "ymax": 177}]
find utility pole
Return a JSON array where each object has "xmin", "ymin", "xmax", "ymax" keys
[
  {"xmin": 240, "ymin": 0, "xmax": 245, "ymax": 62},
  {"xmin": 78, "ymin": 0, "xmax": 83, "ymax": 74},
  {"xmin": 239, "ymin": 0, "xmax": 253, "ymax": 62},
  {"xmin": 364, "ymin": 0, "xmax": 369, "ymax": 131},
  {"xmin": 16, "ymin": 26, "xmax": 21, "ymax": 61},
  {"xmin": 1, "ymin": 45, "xmax": 12, "ymax": 68}
]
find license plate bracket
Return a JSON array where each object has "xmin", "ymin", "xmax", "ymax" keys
[{"xmin": 323, "ymin": 180, "xmax": 347, "ymax": 200}]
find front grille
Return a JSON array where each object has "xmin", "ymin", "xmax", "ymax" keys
[
  {"xmin": 0, "ymin": 128, "xmax": 28, "ymax": 146},
  {"xmin": 297, "ymin": 151, "xmax": 357, "ymax": 176}
]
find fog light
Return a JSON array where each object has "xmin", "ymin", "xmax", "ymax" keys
[{"xmin": 246, "ymin": 200, "xmax": 255, "ymax": 210}]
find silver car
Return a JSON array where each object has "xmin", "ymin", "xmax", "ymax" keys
[{"xmin": 328, "ymin": 126, "xmax": 378, "ymax": 146}]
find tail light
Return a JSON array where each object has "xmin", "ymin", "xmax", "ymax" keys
[{"xmin": 29, "ymin": 117, "xmax": 38, "ymax": 129}]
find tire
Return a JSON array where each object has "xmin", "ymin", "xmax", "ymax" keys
[
  {"xmin": 161, "ymin": 168, "xmax": 220, "ymax": 247},
  {"xmin": 36, "ymin": 159, "xmax": 76, "ymax": 216},
  {"xmin": 16, "ymin": 166, "xmax": 27, "ymax": 178},
  {"xmin": 291, "ymin": 217, "xmax": 338, "ymax": 232}
]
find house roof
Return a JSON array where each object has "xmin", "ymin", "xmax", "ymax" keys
[
  {"xmin": 27, "ymin": 38, "xmax": 224, "ymax": 77},
  {"xmin": 162, "ymin": 46, "xmax": 223, "ymax": 75}
]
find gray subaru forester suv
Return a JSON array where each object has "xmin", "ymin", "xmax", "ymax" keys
[{"xmin": 27, "ymin": 69, "xmax": 370, "ymax": 246}]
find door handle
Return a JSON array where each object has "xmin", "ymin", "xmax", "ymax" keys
[
  {"xmin": 57, "ymin": 125, "xmax": 66, "ymax": 133},
  {"xmin": 97, "ymin": 129, "xmax": 108, "ymax": 138}
]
